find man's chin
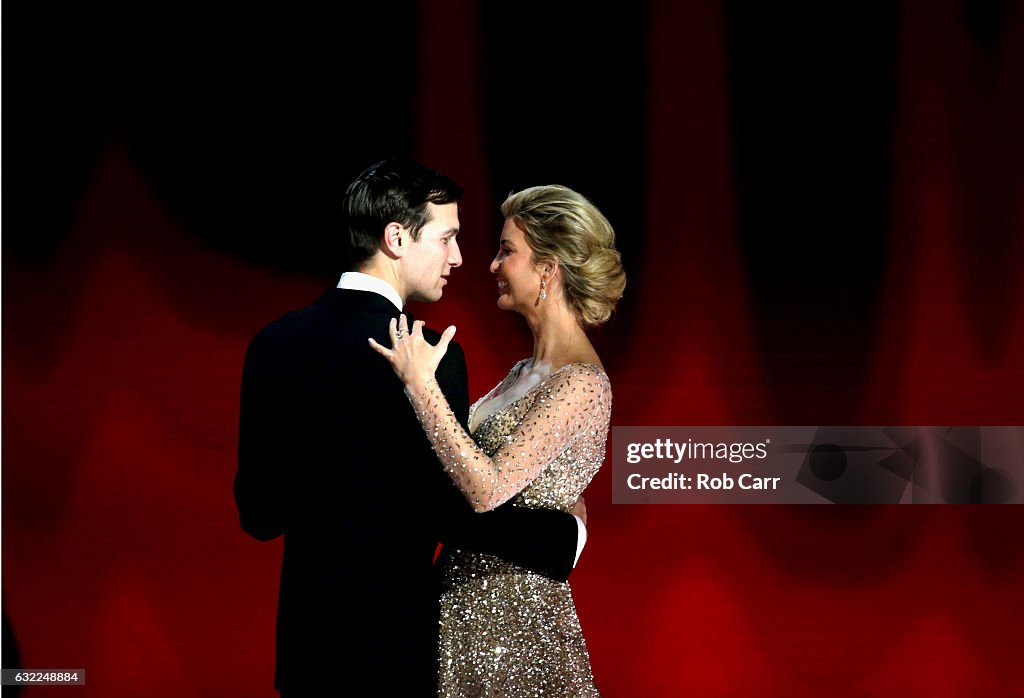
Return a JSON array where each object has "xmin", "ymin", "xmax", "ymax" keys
[{"xmin": 409, "ymin": 290, "xmax": 444, "ymax": 304}]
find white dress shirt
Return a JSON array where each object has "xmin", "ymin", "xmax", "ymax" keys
[{"xmin": 338, "ymin": 271, "xmax": 404, "ymax": 310}]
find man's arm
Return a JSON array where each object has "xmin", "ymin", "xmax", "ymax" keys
[
  {"xmin": 439, "ymin": 499, "xmax": 582, "ymax": 582},
  {"xmin": 234, "ymin": 327, "xmax": 293, "ymax": 541}
]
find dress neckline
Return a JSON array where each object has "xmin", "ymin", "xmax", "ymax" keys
[{"xmin": 469, "ymin": 359, "xmax": 608, "ymax": 434}]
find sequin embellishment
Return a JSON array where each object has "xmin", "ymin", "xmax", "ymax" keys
[{"xmin": 410, "ymin": 362, "xmax": 610, "ymax": 696}]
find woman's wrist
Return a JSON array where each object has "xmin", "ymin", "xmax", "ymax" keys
[{"xmin": 405, "ymin": 375, "xmax": 434, "ymax": 398}]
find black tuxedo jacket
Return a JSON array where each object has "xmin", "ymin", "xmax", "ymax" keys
[{"xmin": 234, "ymin": 288, "xmax": 579, "ymax": 695}]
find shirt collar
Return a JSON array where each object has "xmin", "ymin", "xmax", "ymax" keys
[{"xmin": 337, "ymin": 272, "xmax": 403, "ymax": 311}]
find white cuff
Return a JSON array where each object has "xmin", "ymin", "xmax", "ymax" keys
[{"xmin": 572, "ymin": 515, "xmax": 588, "ymax": 567}]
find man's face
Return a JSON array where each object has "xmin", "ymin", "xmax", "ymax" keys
[{"xmin": 402, "ymin": 202, "xmax": 462, "ymax": 303}]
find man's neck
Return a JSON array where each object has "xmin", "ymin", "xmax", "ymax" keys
[{"xmin": 359, "ymin": 259, "xmax": 405, "ymax": 296}]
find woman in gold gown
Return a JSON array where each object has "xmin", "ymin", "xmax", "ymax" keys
[{"xmin": 371, "ymin": 185, "xmax": 626, "ymax": 696}]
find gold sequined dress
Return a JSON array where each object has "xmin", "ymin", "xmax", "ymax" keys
[{"xmin": 408, "ymin": 360, "xmax": 611, "ymax": 697}]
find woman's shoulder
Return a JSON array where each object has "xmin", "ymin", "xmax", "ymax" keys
[{"xmin": 547, "ymin": 360, "xmax": 610, "ymax": 391}]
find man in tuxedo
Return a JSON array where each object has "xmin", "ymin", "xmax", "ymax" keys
[{"xmin": 234, "ymin": 159, "xmax": 584, "ymax": 696}]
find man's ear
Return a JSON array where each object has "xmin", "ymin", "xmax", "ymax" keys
[{"xmin": 381, "ymin": 222, "xmax": 406, "ymax": 258}]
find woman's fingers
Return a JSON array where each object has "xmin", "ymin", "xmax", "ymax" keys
[
  {"xmin": 437, "ymin": 325, "xmax": 457, "ymax": 354},
  {"xmin": 372, "ymin": 315, "xmax": 452, "ymax": 373},
  {"xmin": 367, "ymin": 337, "xmax": 393, "ymax": 358}
]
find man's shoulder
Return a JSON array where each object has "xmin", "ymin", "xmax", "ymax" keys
[{"xmin": 246, "ymin": 303, "xmax": 327, "ymax": 353}]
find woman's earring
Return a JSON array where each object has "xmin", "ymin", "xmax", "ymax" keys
[{"xmin": 540, "ymin": 278, "xmax": 548, "ymax": 301}]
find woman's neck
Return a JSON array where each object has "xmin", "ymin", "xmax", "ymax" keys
[{"xmin": 526, "ymin": 301, "xmax": 593, "ymax": 369}]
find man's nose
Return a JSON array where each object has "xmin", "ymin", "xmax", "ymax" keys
[{"xmin": 448, "ymin": 239, "xmax": 463, "ymax": 268}]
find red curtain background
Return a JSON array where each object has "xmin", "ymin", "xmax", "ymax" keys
[{"xmin": 4, "ymin": 1, "xmax": 1022, "ymax": 695}]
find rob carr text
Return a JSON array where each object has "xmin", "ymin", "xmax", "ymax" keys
[{"xmin": 627, "ymin": 472, "xmax": 781, "ymax": 490}]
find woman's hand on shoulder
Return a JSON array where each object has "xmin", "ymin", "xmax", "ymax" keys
[{"xmin": 368, "ymin": 314, "xmax": 456, "ymax": 392}]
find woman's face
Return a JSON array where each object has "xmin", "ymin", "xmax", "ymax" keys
[{"xmin": 490, "ymin": 218, "xmax": 543, "ymax": 314}]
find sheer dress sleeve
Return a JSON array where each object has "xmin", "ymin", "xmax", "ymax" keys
[{"xmin": 406, "ymin": 364, "xmax": 606, "ymax": 512}]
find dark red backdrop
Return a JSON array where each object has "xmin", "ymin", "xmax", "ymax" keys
[{"xmin": 4, "ymin": 1, "xmax": 1023, "ymax": 696}]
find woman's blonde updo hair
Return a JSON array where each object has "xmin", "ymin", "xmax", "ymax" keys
[{"xmin": 501, "ymin": 184, "xmax": 626, "ymax": 327}]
